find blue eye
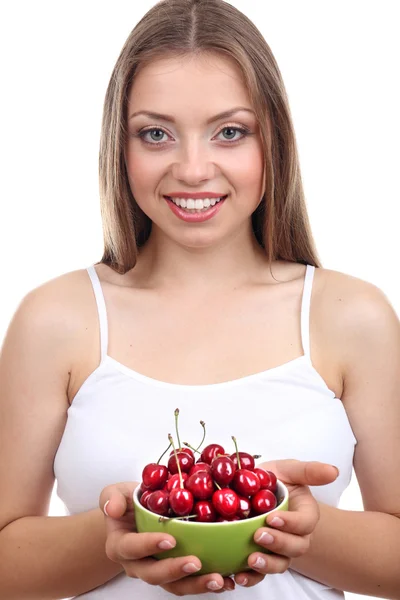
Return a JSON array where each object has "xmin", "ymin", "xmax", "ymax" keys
[{"xmin": 135, "ymin": 125, "xmax": 251, "ymax": 147}]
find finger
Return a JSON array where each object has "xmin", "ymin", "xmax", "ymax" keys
[
  {"xmin": 99, "ymin": 482, "xmax": 140, "ymax": 535},
  {"xmin": 162, "ymin": 572, "xmax": 232, "ymax": 595},
  {"xmin": 106, "ymin": 530, "xmax": 177, "ymax": 563},
  {"xmin": 213, "ymin": 576, "xmax": 236, "ymax": 593},
  {"xmin": 234, "ymin": 570, "xmax": 265, "ymax": 588},
  {"xmin": 265, "ymin": 486, "xmax": 320, "ymax": 536},
  {"xmin": 253, "ymin": 527, "xmax": 311, "ymax": 558},
  {"xmin": 100, "ymin": 482, "xmax": 138, "ymax": 514},
  {"xmin": 258, "ymin": 459, "xmax": 339, "ymax": 487},
  {"xmin": 248, "ymin": 551, "xmax": 291, "ymax": 575},
  {"xmin": 99, "ymin": 482, "xmax": 137, "ymax": 513},
  {"xmin": 124, "ymin": 554, "xmax": 200, "ymax": 584}
]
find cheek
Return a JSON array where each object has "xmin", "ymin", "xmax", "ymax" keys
[
  {"xmin": 232, "ymin": 147, "xmax": 264, "ymax": 192},
  {"xmin": 125, "ymin": 152, "xmax": 162, "ymax": 197}
]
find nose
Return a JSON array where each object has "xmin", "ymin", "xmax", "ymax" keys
[{"xmin": 171, "ymin": 139, "xmax": 216, "ymax": 184}]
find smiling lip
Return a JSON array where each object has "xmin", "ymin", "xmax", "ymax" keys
[
  {"xmin": 165, "ymin": 192, "xmax": 226, "ymax": 199},
  {"xmin": 164, "ymin": 195, "xmax": 226, "ymax": 223}
]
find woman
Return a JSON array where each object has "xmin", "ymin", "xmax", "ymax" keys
[{"xmin": 0, "ymin": 0, "xmax": 399, "ymax": 598}]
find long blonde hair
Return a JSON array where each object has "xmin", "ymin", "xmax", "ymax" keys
[{"xmin": 98, "ymin": 0, "xmax": 322, "ymax": 274}]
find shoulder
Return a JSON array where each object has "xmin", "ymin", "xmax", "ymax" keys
[
  {"xmin": 314, "ymin": 266, "xmax": 399, "ymax": 377},
  {"xmin": 0, "ymin": 268, "xmax": 98, "ymax": 429},
  {"xmin": 4, "ymin": 267, "xmax": 96, "ymax": 363},
  {"xmin": 15, "ymin": 267, "xmax": 93, "ymax": 329},
  {"xmin": 315, "ymin": 266, "xmax": 396, "ymax": 325}
]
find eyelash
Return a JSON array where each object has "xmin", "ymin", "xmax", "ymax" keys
[{"xmin": 134, "ymin": 124, "xmax": 251, "ymax": 147}]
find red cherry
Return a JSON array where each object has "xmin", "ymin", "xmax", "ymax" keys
[
  {"xmin": 139, "ymin": 482, "xmax": 151, "ymax": 493},
  {"xmin": 265, "ymin": 470, "xmax": 278, "ymax": 493},
  {"xmin": 251, "ymin": 489, "xmax": 277, "ymax": 514},
  {"xmin": 194, "ymin": 500, "xmax": 216, "ymax": 522},
  {"xmin": 168, "ymin": 451, "xmax": 194, "ymax": 474},
  {"xmin": 142, "ymin": 463, "xmax": 169, "ymax": 490},
  {"xmin": 186, "ymin": 471, "xmax": 214, "ymax": 500},
  {"xmin": 146, "ymin": 490, "xmax": 170, "ymax": 515},
  {"xmin": 237, "ymin": 495, "xmax": 252, "ymax": 519},
  {"xmin": 189, "ymin": 462, "xmax": 212, "ymax": 476},
  {"xmin": 170, "ymin": 447, "xmax": 195, "ymax": 462},
  {"xmin": 232, "ymin": 469, "xmax": 261, "ymax": 496},
  {"xmin": 212, "ymin": 488, "xmax": 239, "ymax": 518},
  {"xmin": 210, "ymin": 455, "xmax": 236, "ymax": 486},
  {"xmin": 166, "ymin": 472, "xmax": 189, "ymax": 492},
  {"xmin": 200, "ymin": 443, "xmax": 225, "ymax": 465},
  {"xmin": 140, "ymin": 490, "xmax": 152, "ymax": 508},
  {"xmin": 253, "ymin": 468, "xmax": 277, "ymax": 493},
  {"xmin": 169, "ymin": 488, "xmax": 194, "ymax": 516},
  {"xmin": 229, "ymin": 451, "xmax": 255, "ymax": 470}
]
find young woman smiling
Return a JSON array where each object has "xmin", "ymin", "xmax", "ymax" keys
[{"xmin": 0, "ymin": 1, "xmax": 399, "ymax": 599}]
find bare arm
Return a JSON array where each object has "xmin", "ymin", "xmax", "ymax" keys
[
  {"xmin": 291, "ymin": 502, "xmax": 400, "ymax": 598},
  {"xmin": 290, "ymin": 279, "xmax": 400, "ymax": 598},
  {"xmin": 0, "ymin": 510, "xmax": 123, "ymax": 600},
  {"xmin": 0, "ymin": 275, "xmax": 123, "ymax": 600}
]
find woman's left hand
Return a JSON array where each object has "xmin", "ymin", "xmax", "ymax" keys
[{"xmin": 232, "ymin": 459, "xmax": 339, "ymax": 588}]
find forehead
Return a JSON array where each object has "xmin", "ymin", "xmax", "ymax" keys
[{"xmin": 128, "ymin": 53, "xmax": 252, "ymax": 116}]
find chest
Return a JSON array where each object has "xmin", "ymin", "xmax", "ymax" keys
[
  {"xmin": 116, "ymin": 288, "xmax": 302, "ymax": 376},
  {"xmin": 68, "ymin": 282, "xmax": 343, "ymax": 403}
]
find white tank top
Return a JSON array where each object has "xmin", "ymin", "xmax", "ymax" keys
[{"xmin": 54, "ymin": 263, "xmax": 357, "ymax": 599}]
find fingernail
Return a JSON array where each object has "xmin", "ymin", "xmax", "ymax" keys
[
  {"xmin": 237, "ymin": 577, "xmax": 248, "ymax": 586},
  {"xmin": 255, "ymin": 531, "xmax": 274, "ymax": 544},
  {"xmin": 252, "ymin": 556, "xmax": 266, "ymax": 569},
  {"xmin": 103, "ymin": 500, "xmax": 110, "ymax": 516},
  {"xmin": 183, "ymin": 562, "xmax": 201, "ymax": 574},
  {"xmin": 269, "ymin": 516, "xmax": 284, "ymax": 527},
  {"xmin": 207, "ymin": 580, "xmax": 223, "ymax": 590},
  {"xmin": 158, "ymin": 539, "xmax": 175, "ymax": 550},
  {"xmin": 331, "ymin": 465, "xmax": 340, "ymax": 477}
]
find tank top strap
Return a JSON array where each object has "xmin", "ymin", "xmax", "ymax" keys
[
  {"xmin": 86, "ymin": 265, "xmax": 109, "ymax": 363},
  {"xmin": 300, "ymin": 264, "xmax": 315, "ymax": 359}
]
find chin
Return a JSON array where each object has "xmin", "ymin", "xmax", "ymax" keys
[
  {"xmin": 178, "ymin": 235, "xmax": 220, "ymax": 249},
  {"xmin": 166, "ymin": 228, "xmax": 225, "ymax": 249}
]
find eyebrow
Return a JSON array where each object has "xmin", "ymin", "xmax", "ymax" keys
[{"xmin": 128, "ymin": 106, "xmax": 255, "ymax": 124}]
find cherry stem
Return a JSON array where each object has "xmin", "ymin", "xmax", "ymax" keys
[
  {"xmin": 195, "ymin": 420, "xmax": 206, "ymax": 452},
  {"xmin": 231, "ymin": 436, "xmax": 241, "ymax": 469},
  {"xmin": 183, "ymin": 441, "xmax": 201, "ymax": 455},
  {"xmin": 156, "ymin": 441, "xmax": 172, "ymax": 465},
  {"xmin": 159, "ymin": 514, "xmax": 197, "ymax": 522},
  {"xmin": 168, "ymin": 433, "xmax": 184, "ymax": 488},
  {"xmin": 174, "ymin": 408, "xmax": 181, "ymax": 450}
]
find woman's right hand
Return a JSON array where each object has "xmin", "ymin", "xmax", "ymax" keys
[{"xmin": 99, "ymin": 482, "xmax": 237, "ymax": 595}]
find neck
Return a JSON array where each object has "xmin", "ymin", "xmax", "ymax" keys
[{"xmin": 134, "ymin": 222, "xmax": 269, "ymax": 293}]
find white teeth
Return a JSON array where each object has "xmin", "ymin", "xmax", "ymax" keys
[{"xmin": 169, "ymin": 196, "xmax": 225, "ymax": 210}]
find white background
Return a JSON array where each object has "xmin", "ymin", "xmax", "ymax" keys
[{"xmin": 1, "ymin": 2, "xmax": 399, "ymax": 599}]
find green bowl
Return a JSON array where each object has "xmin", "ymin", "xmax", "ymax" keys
[{"xmin": 133, "ymin": 480, "xmax": 289, "ymax": 576}]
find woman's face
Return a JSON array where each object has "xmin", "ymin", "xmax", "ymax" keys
[{"xmin": 125, "ymin": 52, "xmax": 266, "ymax": 249}]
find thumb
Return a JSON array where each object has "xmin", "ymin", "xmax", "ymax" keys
[
  {"xmin": 99, "ymin": 481, "xmax": 140, "ymax": 520},
  {"xmin": 259, "ymin": 459, "xmax": 339, "ymax": 487}
]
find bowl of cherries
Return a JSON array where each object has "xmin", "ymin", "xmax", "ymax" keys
[{"xmin": 133, "ymin": 410, "xmax": 289, "ymax": 576}]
